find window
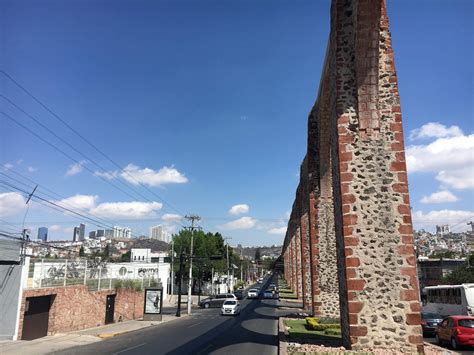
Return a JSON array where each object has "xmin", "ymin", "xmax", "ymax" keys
[{"xmin": 458, "ymin": 319, "xmax": 474, "ymax": 328}]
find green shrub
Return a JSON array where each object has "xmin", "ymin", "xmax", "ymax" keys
[{"xmin": 305, "ymin": 317, "xmax": 340, "ymax": 331}]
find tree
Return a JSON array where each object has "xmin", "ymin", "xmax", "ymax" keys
[
  {"xmin": 102, "ymin": 244, "xmax": 110, "ymax": 260},
  {"xmin": 255, "ymin": 248, "xmax": 261, "ymax": 261},
  {"xmin": 79, "ymin": 246, "xmax": 85, "ymax": 257},
  {"xmin": 442, "ymin": 254, "xmax": 474, "ymax": 284},
  {"xmin": 170, "ymin": 229, "xmax": 236, "ymax": 293},
  {"xmin": 121, "ymin": 250, "xmax": 131, "ymax": 262}
]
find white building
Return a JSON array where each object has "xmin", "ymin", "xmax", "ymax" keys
[
  {"xmin": 150, "ymin": 225, "xmax": 164, "ymax": 241},
  {"xmin": 112, "ymin": 226, "xmax": 132, "ymax": 239},
  {"xmin": 131, "ymin": 248, "xmax": 168, "ymax": 263}
]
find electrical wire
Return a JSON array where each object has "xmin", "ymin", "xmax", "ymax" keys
[{"xmin": 0, "ymin": 70, "xmax": 184, "ymax": 215}]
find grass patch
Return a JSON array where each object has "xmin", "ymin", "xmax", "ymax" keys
[
  {"xmin": 279, "ymin": 292, "xmax": 298, "ymax": 299},
  {"xmin": 284, "ymin": 319, "xmax": 342, "ymax": 341}
]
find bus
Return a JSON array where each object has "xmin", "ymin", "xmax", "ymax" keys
[{"xmin": 423, "ymin": 284, "xmax": 474, "ymax": 317}]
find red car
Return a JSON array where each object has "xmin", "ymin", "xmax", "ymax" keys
[{"xmin": 435, "ymin": 316, "xmax": 474, "ymax": 349}]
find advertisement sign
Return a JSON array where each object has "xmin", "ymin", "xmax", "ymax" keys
[{"xmin": 144, "ymin": 288, "xmax": 163, "ymax": 315}]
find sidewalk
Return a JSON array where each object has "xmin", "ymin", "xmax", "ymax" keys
[{"xmin": 0, "ymin": 313, "xmax": 184, "ymax": 355}]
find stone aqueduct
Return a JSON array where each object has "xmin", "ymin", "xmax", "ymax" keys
[{"xmin": 281, "ymin": 0, "xmax": 423, "ymax": 352}]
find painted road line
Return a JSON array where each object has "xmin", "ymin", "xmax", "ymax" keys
[
  {"xmin": 187, "ymin": 321, "xmax": 204, "ymax": 328},
  {"xmin": 113, "ymin": 342, "xmax": 147, "ymax": 354}
]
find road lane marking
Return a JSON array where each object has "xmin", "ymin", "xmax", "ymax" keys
[
  {"xmin": 113, "ymin": 342, "xmax": 147, "ymax": 354},
  {"xmin": 187, "ymin": 321, "xmax": 203, "ymax": 328}
]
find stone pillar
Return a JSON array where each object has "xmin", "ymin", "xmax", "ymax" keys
[
  {"xmin": 308, "ymin": 190, "xmax": 321, "ymax": 316},
  {"xmin": 291, "ymin": 236, "xmax": 297, "ymax": 294},
  {"xmin": 295, "ymin": 225, "xmax": 303, "ymax": 300},
  {"xmin": 329, "ymin": 0, "xmax": 423, "ymax": 351},
  {"xmin": 299, "ymin": 160, "xmax": 313, "ymax": 311}
]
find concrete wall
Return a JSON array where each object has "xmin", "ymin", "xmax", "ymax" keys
[{"xmin": 0, "ymin": 265, "xmax": 24, "ymax": 340}]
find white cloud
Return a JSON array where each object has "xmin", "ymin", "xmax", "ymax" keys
[
  {"xmin": 409, "ymin": 122, "xmax": 463, "ymax": 141},
  {"xmin": 420, "ymin": 190, "xmax": 458, "ymax": 204},
  {"xmin": 57, "ymin": 194, "xmax": 98, "ymax": 210},
  {"xmin": 0, "ymin": 192, "xmax": 26, "ymax": 217},
  {"xmin": 3, "ymin": 163, "xmax": 13, "ymax": 170},
  {"xmin": 219, "ymin": 217, "xmax": 257, "ymax": 230},
  {"xmin": 27, "ymin": 166, "xmax": 38, "ymax": 173},
  {"xmin": 49, "ymin": 225, "xmax": 61, "ymax": 232},
  {"xmin": 436, "ymin": 167, "xmax": 474, "ymax": 190},
  {"xmin": 94, "ymin": 171, "xmax": 118, "ymax": 180},
  {"xmin": 161, "ymin": 213, "xmax": 182, "ymax": 222},
  {"xmin": 228, "ymin": 204, "xmax": 249, "ymax": 216},
  {"xmin": 65, "ymin": 160, "xmax": 87, "ymax": 176},
  {"xmin": 90, "ymin": 201, "xmax": 163, "ymax": 219},
  {"xmin": 267, "ymin": 226, "xmax": 287, "ymax": 235},
  {"xmin": 406, "ymin": 132, "xmax": 474, "ymax": 190},
  {"xmin": 121, "ymin": 164, "xmax": 188, "ymax": 187},
  {"xmin": 413, "ymin": 209, "xmax": 473, "ymax": 232}
]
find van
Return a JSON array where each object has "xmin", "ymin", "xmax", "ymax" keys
[{"xmin": 423, "ymin": 284, "xmax": 474, "ymax": 317}]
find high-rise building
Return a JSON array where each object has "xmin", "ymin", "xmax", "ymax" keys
[
  {"xmin": 37, "ymin": 227, "xmax": 48, "ymax": 242},
  {"xmin": 73, "ymin": 223, "xmax": 86, "ymax": 242},
  {"xmin": 436, "ymin": 224, "xmax": 450, "ymax": 236},
  {"xmin": 150, "ymin": 225, "xmax": 163, "ymax": 241},
  {"xmin": 73, "ymin": 226, "xmax": 80, "ymax": 242},
  {"xmin": 112, "ymin": 226, "xmax": 132, "ymax": 239}
]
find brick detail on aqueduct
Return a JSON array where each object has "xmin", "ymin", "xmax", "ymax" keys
[{"xmin": 281, "ymin": 0, "xmax": 423, "ymax": 352}]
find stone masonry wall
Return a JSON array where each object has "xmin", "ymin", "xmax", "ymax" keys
[
  {"xmin": 17, "ymin": 285, "xmax": 144, "ymax": 339},
  {"xmin": 281, "ymin": 0, "xmax": 422, "ymax": 352}
]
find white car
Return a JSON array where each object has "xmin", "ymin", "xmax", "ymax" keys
[
  {"xmin": 247, "ymin": 288, "xmax": 259, "ymax": 299},
  {"xmin": 263, "ymin": 290, "xmax": 273, "ymax": 299},
  {"xmin": 221, "ymin": 300, "xmax": 240, "ymax": 316}
]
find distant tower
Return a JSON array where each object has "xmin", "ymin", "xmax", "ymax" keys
[
  {"xmin": 436, "ymin": 224, "xmax": 450, "ymax": 236},
  {"xmin": 37, "ymin": 227, "xmax": 48, "ymax": 242},
  {"xmin": 73, "ymin": 223, "xmax": 86, "ymax": 242},
  {"xmin": 150, "ymin": 225, "xmax": 164, "ymax": 241}
]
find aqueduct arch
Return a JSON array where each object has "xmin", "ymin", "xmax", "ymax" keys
[{"xmin": 281, "ymin": 0, "xmax": 423, "ymax": 351}]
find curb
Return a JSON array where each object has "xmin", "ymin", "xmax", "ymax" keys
[
  {"xmin": 423, "ymin": 341, "xmax": 454, "ymax": 355},
  {"xmin": 278, "ymin": 317, "xmax": 288, "ymax": 355}
]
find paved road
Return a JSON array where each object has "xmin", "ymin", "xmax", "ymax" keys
[
  {"xmin": 424, "ymin": 337, "xmax": 473, "ymax": 354},
  {"xmin": 55, "ymin": 276, "xmax": 292, "ymax": 355}
]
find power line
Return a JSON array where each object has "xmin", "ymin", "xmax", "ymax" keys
[
  {"xmin": 0, "ymin": 170, "xmax": 120, "ymax": 228},
  {"xmin": 1, "ymin": 70, "xmax": 184, "ymax": 215},
  {"xmin": 1, "ymin": 180, "xmax": 118, "ymax": 231},
  {"xmin": 0, "ymin": 111, "xmax": 163, "ymax": 204},
  {"xmin": 0, "ymin": 95, "xmax": 163, "ymax": 207},
  {"xmin": 1, "ymin": 181, "xmax": 149, "ymax": 239}
]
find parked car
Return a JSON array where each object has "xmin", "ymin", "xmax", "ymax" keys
[
  {"xmin": 435, "ymin": 316, "xmax": 474, "ymax": 349},
  {"xmin": 247, "ymin": 288, "xmax": 259, "ymax": 299},
  {"xmin": 199, "ymin": 293, "xmax": 237, "ymax": 308},
  {"xmin": 421, "ymin": 312, "xmax": 443, "ymax": 336},
  {"xmin": 263, "ymin": 289, "xmax": 274, "ymax": 299},
  {"xmin": 221, "ymin": 300, "xmax": 240, "ymax": 316}
]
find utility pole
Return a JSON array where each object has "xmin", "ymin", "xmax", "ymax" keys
[
  {"xmin": 176, "ymin": 250, "xmax": 185, "ymax": 317},
  {"xmin": 184, "ymin": 215, "xmax": 201, "ymax": 316},
  {"xmin": 170, "ymin": 239, "xmax": 174, "ymax": 300},
  {"xmin": 223, "ymin": 237, "xmax": 232, "ymax": 292}
]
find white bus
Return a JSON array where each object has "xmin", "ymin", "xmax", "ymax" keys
[{"xmin": 423, "ymin": 284, "xmax": 474, "ymax": 317}]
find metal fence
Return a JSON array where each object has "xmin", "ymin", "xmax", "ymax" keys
[{"xmin": 26, "ymin": 258, "xmax": 161, "ymax": 291}]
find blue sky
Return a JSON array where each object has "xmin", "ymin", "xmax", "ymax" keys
[{"xmin": 1, "ymin": 0, "xmax": 473, "ymax": 245}]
